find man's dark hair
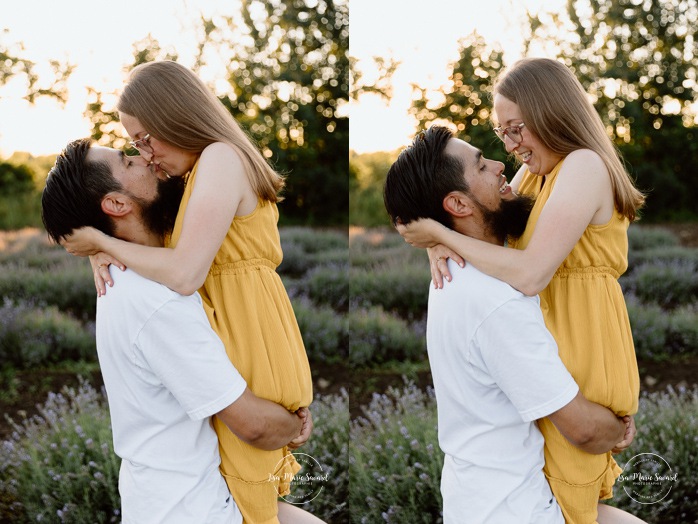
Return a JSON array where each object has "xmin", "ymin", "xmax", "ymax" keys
[
  {"xmin": 42, "ymin": 138, "xmax": 122, "ymax": 243},
  {"xmin": 383, "ymin": 126, "xmax": 468, "ymax": 228}
]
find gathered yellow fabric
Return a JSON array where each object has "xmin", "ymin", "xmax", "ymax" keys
[
  {"xmin": 168, "ymin": 161, "xmax": 313, "ymax": 524},
  {"xmin": 512, "ymin": 160, "xmax": 639, "ymax": 524}
]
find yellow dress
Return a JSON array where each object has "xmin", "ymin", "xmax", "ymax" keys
[
  {"xmin": 513, "ymin": 161, "xmax": 639, "ymax": 524},
  {"xmin": 168, "ymin": 161, "xmax": 314, "ymax": 524}
]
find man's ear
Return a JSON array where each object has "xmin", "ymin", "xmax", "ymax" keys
[
  {"xmin": 101, "ymin": 192, "xmax": 132, "ymax": 217},
  {"xmin": 443, "ymin": 191, "xmax": 474, "ymax": 218}
]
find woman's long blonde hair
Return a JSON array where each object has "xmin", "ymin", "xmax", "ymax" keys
[
  {"xmin": 117, "ymin": 60, "xmax": 284, "ymax": 202},
  {"xmin": 493, "ymin": 58, "xmax": 644, "ymax": 221}
]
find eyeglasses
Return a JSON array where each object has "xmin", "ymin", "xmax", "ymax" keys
[
  {"xmin": 129, "ymin": 134, "xmax": 153, "ymax": 155},
  {"xmin": 493, "ymin": 122, "xmax": 526, "ymax": 144}
]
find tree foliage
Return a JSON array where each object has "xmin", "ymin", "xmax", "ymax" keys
[
  {"xmin": 349, "ymin": 149, "xmax": 398, "ymax": 227},
  {"xmin": 529, "ymin": 0, "xmax": 698, "ymax": 221},
  {"xmin": 217, "ymin": 0, "xmax": 349, "ymax": 225},
  {"xmin": 407, "ymin": 0, "xmax": 697, "ymax": 222},
  {"xmin": 85, "ymin": 1, "xmax": 348, "ymax": 226},
  {"xmin": 0, "ymin": 29, "xmax": 74, "ymax": 104},
  {"xmin": 410, "ymin": 33, "xmax": 511, "ymax": 172},
  {"xmin": 0, "ymin": 162, "xmax": 34, "ymax": 195}
]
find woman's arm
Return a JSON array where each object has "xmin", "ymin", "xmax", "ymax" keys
[
  {"xmin": 399, "ymin": 150, "xmax": 612, "ymax": 295},
  {"xmin": 84, "ymin": 143, "xmax": 255, "ymax": 295}
]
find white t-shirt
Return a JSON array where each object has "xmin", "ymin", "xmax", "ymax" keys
[
  {"xmin": 96, "ymin": 268, "xmax": 246, "ymax": 524},
  {"xmin": 426, "ymin": 262, "xmax": 579, "ymax": 524}
]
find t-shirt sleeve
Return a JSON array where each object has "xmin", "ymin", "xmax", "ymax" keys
[
  {"xmin": 136, "ymin": 294, "xmax": 247, "ymax": 420},
  {"xmin": 475, "ymin": 295, "xmax": 579, "ymax": 422}
]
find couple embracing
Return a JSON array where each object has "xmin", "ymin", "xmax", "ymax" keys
[{"xmin": 385, "ymin": 58, "xmax": 647, "ymax": 524}]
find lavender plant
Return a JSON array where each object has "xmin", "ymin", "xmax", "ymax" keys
[
  {"xmin": 350, "ymin": 382, "xmax": 442, "ymax": 524},
  {"xmin": 0, "ymin": 379, "xmax": 120, "ymax": 523},
  {"xmin": 1, "ymin": 381, "xmax": 349, "ymax": 524}
]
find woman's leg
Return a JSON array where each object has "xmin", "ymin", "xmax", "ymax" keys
[
  {"xmin": 277, "ymin": 502, "xmax": 327, "ymax": 524},
  {"xmin": 597, "ymin": 503, "xmax": 647, "ymax": 523}
]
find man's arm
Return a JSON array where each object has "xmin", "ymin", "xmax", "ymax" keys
[
  {"xmin": 216, "ymin": 388, "xmax": 303, "ymax": 451},
  {"xmin": 547, "ymin": 391, "xmax": 627, "ymax": 455}
]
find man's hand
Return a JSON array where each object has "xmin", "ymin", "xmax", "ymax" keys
[
  {"xmin": 612, "ymin": 416, "xmax": 636, "ymax": 454},
  {"xmin": 288, "ymin": 408, "xmax": 313, "ymax": 450}
]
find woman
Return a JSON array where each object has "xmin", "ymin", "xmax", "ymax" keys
[
  {"xmin": 398, "ymin": 58, "xmax": 645, "ymax": 524},
  {"xmin": 62, "ymin": 61, "xmax": 319, "ymax": 524}
]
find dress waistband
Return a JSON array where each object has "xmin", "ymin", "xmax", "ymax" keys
[
  {"xmin": 553, "ymin": 266, "xmax": 620, "ymax": 279},
  {"xmin": 208, "ymin": 258, "xmax": 277, "ymax": 276}
]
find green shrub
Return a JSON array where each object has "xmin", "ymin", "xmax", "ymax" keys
[
  {"xmin": 0, "ymin": 379, "xmax": 121, "ymax": 523},
  {"xmin": 302, "ymin": 264, "xmax": 349, "ymax": 312},
  {"xmin": 280, "ymin": 227, "xmax": 348, "ymax": 255},
  {"xmin": 293, "ymin": 298, "xmax": 349, "ymax": 364},
  {"xmin": 666, "ymin": 305, "xmax": 698, "ymax": 356},
  {"xmin": 0, "ymin": 193, "xmax": 43, "ymax": 230},
  {"xmin": 349, "ymin": 307, "xmax": 426, "ymax": 367},
  {"xmin": 0, "ymin": 261, "xmax": 96, "ymax": 320},
  {"xmin": 310, "ymin": 248, "xmax": 349, "ymax": 268},
  {"xmin": 350, "ymin": 381, "xmax": 442, "ymax": 523},
  {"xmin": 0, "ymin": 382, "xmax": 349, "ymax": 524},
  {"xmin": 627, "ymin": 226, "xmax": 679, "ymax": 252},
  {"xmin": 350, "ymin": 243, "xmax": 427, "ymax": 271},
  {"xmin": 349, "ymin": 228, "xmax": 406, "ymax": 258},
  {"xmin": 609, "ymin": 387, "xmax": 698, "ymax": 523},
  {"xmin": 627, "ymin": 297, "xmax": 698, "ymax": 360},
  {"xmin": 350, "ymin": 265, "xmax": 430, "ymax": 319},
  {"xmin": 0, "ymin": 299, "xmax": 96, "ymax": 368},
  {"xmin": 622, "ymin": 261, "xmax": 698, "ymax": 309},
  {"xmin": 350, "ymin": 185, "xmax": 391, "ymax": 228},
  {"xmin": 627, "ymin": 246, "xmax": 698, "ymax": 274},
  {"xmin": 278, "ymin": 241, "xmax": 316, "ymax": 277},
  {"xmin": 626, "ymin": 298, "xmax": 671, "ymax": 360},
  {"xmin": 279, "ymin": 243, "xmax": 348, "ymax": 278}
]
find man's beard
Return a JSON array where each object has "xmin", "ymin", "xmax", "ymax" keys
[
  {"xmin": 476, "ymin": 193, "xmax": 535, "ymax": 245},
  {"xmin": 135, "ymin": 176, "xmax": 186, "ymax": 241}
]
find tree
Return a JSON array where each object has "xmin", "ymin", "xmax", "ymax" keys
[
  {"xmin": 349, "ymin": 149, "xmax": 398, "ymax": 227},
  {"xmin": 350, "ymin": 55, "xmax": 400, "ymax": 101},
  {"xmin": 528, "ymin": 0, "xmax": 698, "ymax": 221},
  {"xmin": 216, "ymin": 0, "xmax": 349, "ymax": 225},
  {"xmin": 0, "ymin": 29, "xmax": 74, "ymax": 104},
  {"xmin": 0, "ymin": 162, "xmax": 34, "ymax": 195},
  {"xmin": 409, "ymin": 33, "xmax": 513, "ymax": 175},
  {"xmin": 85, "ymin": 1, "xmax": 349, "ymax": 226},
  {"xmin": 85, "ymin": 35, "xmax": 179, "ymax": 149}
]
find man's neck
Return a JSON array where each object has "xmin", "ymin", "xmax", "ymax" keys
[
  {"xmin": 114, "ymin": 216, "xmax": 164, "ymax": 247},
  {"xmin": 453, "ymin": 219, "xmax": 503, "ymax": 247}
]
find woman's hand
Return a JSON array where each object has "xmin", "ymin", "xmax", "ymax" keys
[
  {"xmin": 61, "ymin": 227, "xmax": 106, "ymax": 257},
  {"xmin": 288, "ymin": 408, "xmax": 313, "ymax": 450},
  {"xmin": 395, "ymin": 218, "xmax": 447, "ymax": 248},
  {"xmin": 427, "ymin": 245, "xmax": 465, "ymax": 289},
  {"xmin": 90, "ymin": 252, "xmax": 127, "ymax": 297}
]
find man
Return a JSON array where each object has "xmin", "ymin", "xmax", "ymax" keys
[
  {"xmin": 383, "ymin": 126, "xmax": 636, "ymax": 523},
  {"xmin": 41, "ymin": 138, "xmax": 310, "ymax": 524}
]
